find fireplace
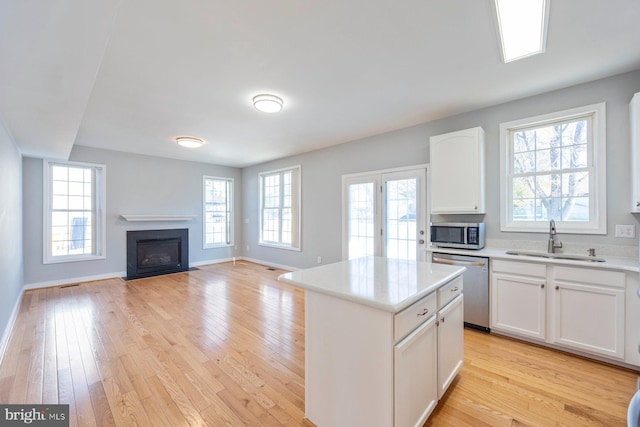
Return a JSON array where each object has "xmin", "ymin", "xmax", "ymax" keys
[{"xmin": 126, "ymin": 228, "xmax": 190, "ymax": 280}]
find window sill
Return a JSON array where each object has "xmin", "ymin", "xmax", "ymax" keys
[
  {"xmin": 203, "ymin": 243, "xmax": 234, "ymax": 249},
  {"xmin": 259, "ymin": 242, "xmax": 301, "ymax": 252},
  {"xmin": 43, "ymin": 254, "xmax": 106, "ymax": 265},
  {"xmin": 501, "ymin": 223, "xmax": 606, "ymax": 235}
]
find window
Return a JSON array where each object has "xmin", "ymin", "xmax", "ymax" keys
[
  {"xmin": 259, "ymin": 166, "xmax": 301, "ymax": 250},
  {"xmin": 500, "ymin": 103, "xmax": 606, "ymax": 234},
  {"xmin": 43, "ymin": 161, "xmax": 106, "ymax": 263},
  {"xmin": 203, "ymin": 176, "xmax": 233, "ymax": 247}
]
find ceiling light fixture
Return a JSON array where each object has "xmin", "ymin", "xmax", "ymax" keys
[
  {"xmin": 493, "ymin": 0, "xmax": 549, "ymax": 63},
  {"xmin": 253, "ymin": 94, "xmax": 284, "ymax": 113},
  {"xmin": 175, "ymin": 136, "xmax": 204, "ymax": 148}
]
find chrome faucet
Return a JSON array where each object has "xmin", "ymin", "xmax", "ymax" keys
[{"xmin": 547, "ymin": 219, "xmax": 563, "ymax": 253}]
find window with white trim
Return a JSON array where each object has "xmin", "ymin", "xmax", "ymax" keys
[
  {"xmin": 44, "ymin": 161, "xmax": 106, "ymax": 263},
  {"xmin": 259, "ymin": 166, "xmax": 301, "ymax": 250},
  {"xmin": 203, "ymin": 176, "xmax": 233, "ymax": 248},
  {"xmin": 500, "ymin": 103, "xmax": 606, "ymax": 234}
]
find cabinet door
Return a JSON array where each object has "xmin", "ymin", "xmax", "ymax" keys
[
  {"xmin": 430, "ymin": 127, "xmax": 485, "ymax": 214},
  {"xmin": 491, "ymin": 272, "xmax": 546, "ymax": 340},
  {"xmin": 551, "ymin": 281, "xmax": 625, "ymax": 359},
  {"xmin": 394, "ymin": 315, "xmax": 438, "ymax": 427},
  {"xmin": 631, "ymin": 92, "xmax": 640, "ymax": 212},
  {"xmin": 437, "ymin": 294, "xmax": 464, "ymax": 399}
]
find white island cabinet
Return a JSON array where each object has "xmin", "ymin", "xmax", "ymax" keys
[{"xmin": 278, "ymin": 256, "xmax": 465, "ymax": 427}]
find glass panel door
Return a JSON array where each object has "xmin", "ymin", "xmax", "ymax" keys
[
  {"xmin": 383, "ymin": 170, "xmax": 425, "ymax": 261},
  {"xmin": 346, "ymin": 179, "xmax": 378, "ymax": 260},
  {"xmin": 344, "ymin": 168, "xmax": 426, "ymax": 261}
]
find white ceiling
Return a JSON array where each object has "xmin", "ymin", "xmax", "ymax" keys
[{"xmin": 2, "ymin": 0, "xmax": 640, "ymax": 168}]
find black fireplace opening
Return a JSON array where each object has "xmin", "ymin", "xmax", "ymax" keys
[{"xmin": 126, "ymin": 228, "xmax": 190, "ymax": 280}]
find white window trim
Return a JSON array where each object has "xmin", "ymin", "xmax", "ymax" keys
[
  {"xmin": 43, "ymin": 160, "xmax": 107, "ymax": 264},
  {"xmin": 499, "ymin": 102, "xmax": 607, "ymax": 234},
  {"xmin": 259, "ymin": 165, "xmax": 301, "ymax": 251},
  {"xmin": 202, "ymin": 176, "xmax": 234, "ymax": 249}
]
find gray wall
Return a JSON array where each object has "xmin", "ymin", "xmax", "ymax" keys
[
  {"xmin": 19, "ymin": 69, "xmax": 640, "ymax": 283},
  {"xmin": 23, "ymin": 146, "xmax": 243, "ymax": 286},
  {"xmin": 243, "ymin": 70, "xmax": 640, "ymax": 269},
  {"xmin": 0, "ymin": 120, "xmax": 23, "ymax": 343}
]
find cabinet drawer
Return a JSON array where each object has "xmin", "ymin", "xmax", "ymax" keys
[
  {"xmin": 492, "ymin": 259, "xmax": 546, "ymax": 277},
  {"xmin": 553, "ymin": 266, "xmax": 625, "ymax": 288},
  {"xmin": 438, "ymin": 276, "xmax": 463, "ymax": 309},
  {"xmin": 394, "ymin": 292, "xmax": 437, "ymax": 342}
]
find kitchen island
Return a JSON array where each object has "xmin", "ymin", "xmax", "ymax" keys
[{"xmin": 278, "ymin": 256, "xmax": 466, "ymax": 427}]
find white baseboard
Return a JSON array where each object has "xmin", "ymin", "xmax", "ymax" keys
[
  {"xmin": 0, "ymin": 290, "xmax": 23, "ymax": 366},
  {"xmin": 24, "ymin": 271, "xmax": 127, "ymax": 290},
  {"xmin": 190, "ymin": 257, "xmax": 236, "ymax": 267},
  {"xmin": 239, "ymin": 256, "xmax": 298, "ymax": 272}
]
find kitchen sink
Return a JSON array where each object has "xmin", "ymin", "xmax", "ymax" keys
[{"xmin": 505, "ymin": 250, "xmax": 606, "ymax": 262}]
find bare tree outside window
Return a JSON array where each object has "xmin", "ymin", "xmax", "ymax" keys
[{"xmin": 511, "ymin": 118, "xmax": 590, "ymax": 222}]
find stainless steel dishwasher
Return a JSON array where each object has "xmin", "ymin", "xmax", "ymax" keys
[{"xmin": 431, "ymin": 252, "xmax": 489, "ymax": 332}]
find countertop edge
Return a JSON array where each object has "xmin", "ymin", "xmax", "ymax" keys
[
  {"xmin": 427, "ymin": 247, "xmax": 640, "ymax": 273},
  {"xmin": 278, "ymin": 268, "xmax": 465, "ymax": 313}
]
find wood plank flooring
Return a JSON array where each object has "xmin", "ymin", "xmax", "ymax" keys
[{"xmin": 0, "ymin": 261, "xmax": 637, "ymax": 426}]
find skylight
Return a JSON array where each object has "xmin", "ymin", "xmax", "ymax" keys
[{"xmin": 494, "ymin": 0, "xmax": 549, "ymax": 63}]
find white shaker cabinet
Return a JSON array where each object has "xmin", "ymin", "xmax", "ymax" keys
[
  {"xmin": 550, "ymin": 266, "xmax": 625, "ymax": 360},
  {"xmin": 490, "ymin": 259, "xmax": 629, "ymax": 363},
  {"xmin": 394, "ymin": 315, "xmax": 438, "ymax": 427},
  {"xmin": 436, "ymin": 294, "xmax": 464, "ymax": 399},
  {"xmin": 430, "ymin": 126, "xmax": 486, "ymax": 214},
  {"xmin": 491, "ymin": 260, "xmax": 547, "ymax": 340},
  {"xmin": 631, "ymin": 92, "xmax": 640, "ymax": 212}
]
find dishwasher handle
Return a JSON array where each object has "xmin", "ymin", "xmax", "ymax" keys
[{"xmin": 432, "ymin": 256, "xmax": 486, "ymax": 267}]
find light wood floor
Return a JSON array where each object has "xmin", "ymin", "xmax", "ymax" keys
[{"xmin": 0, "ymin": 261, "xmax": 637, "ymax": 426}]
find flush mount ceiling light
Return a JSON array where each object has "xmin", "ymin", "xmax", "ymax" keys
[
  {"xmin": 493, "ymin": 0, "xmax": 549, "ymax": 63},
  {"xmin": 175, "ymin": 136, "xmax": 204, "ymax": 148},
  {"xmin": 253, "ymin": 94, "xmax": 284, "ymax": 113}
]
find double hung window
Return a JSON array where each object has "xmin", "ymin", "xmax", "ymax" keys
[
  {"xmin": 43, "ymin": 161, "xmax": 106, "ymax": 263},
  {"xmin": 500, "ymin": 103, "xmax": 606, "ymax": 233},
  {"xmin": 203, "ymin": 176, "xmax": 233, "ymax": 248},
  {"xmin": 259, "ymin": 166, "xmax": 301, "ymax": 250}
]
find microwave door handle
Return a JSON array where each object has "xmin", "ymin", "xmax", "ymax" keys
[{"xmin": 432, "ymin": 256, "xmax": 485, "ymax": 267}]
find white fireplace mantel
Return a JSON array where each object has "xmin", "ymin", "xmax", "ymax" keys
[{"xmin": 120, "ymin": 214, "xmax": 196, "ymax": 222}]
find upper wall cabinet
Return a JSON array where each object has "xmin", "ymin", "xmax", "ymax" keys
[
  {"xmin": 430, "ymin": 126, "xmax": 486, "ymax": 214},
  {"xmin": 631, "ymin": 92, "xmax": 640, "ymax": 213}
]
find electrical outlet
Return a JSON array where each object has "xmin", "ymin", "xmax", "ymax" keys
[
  {"xmin": 317, "ymin": 256, "xmax": 322, "ymax": 264},
  {"xmin": 615, "ymin": 224, "xmax": 636, "ymax": 238}
]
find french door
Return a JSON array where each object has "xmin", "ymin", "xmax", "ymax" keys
[{"xmin": 343, "ymin": 168, "xmax": 427, "ymax": 261}]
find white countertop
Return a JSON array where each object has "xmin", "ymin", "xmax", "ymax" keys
[
  {"xmin": 427, "ymin": 246, "xmax": 640, "ymax": 272},
  {"xmin": 278, "ymin": 256, "xmax": 465, "ymax": 313}
]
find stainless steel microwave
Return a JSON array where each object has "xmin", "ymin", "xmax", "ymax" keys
[{"xmin": 430, "ymin": 222, "xmax": 485, "ymax": 249}]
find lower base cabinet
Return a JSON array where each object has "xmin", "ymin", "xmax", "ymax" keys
[
  {"xmin": 394, "ymin": 316, "xmax": 438, "ymax": 427},
  {"xmin": 491, "ymin": 260, "xmax": 627, "ymax": 362},
  {"xmin": 394, "ymin": 293, "xmax": 464, "ymax": 427},
  {"xmin": 551, "ymin": 267, "xmax": 625, "ymax": 360},
  {"xmin": 437, "ymin": 294, "xmax": 464, "ymax": 399}
]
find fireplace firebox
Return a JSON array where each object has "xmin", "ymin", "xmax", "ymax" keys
[{"xmin": 126, "ymin": 228, "xmax": 190, "ymax": 280}]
